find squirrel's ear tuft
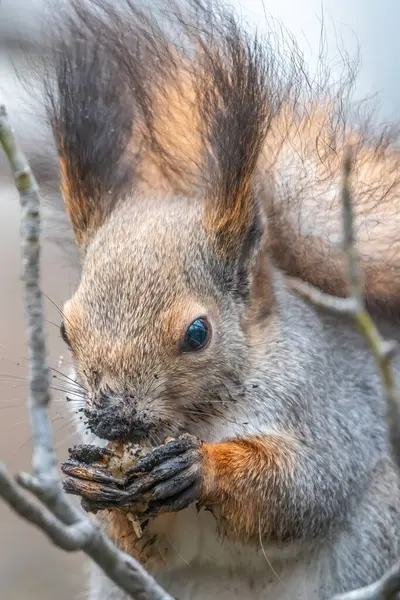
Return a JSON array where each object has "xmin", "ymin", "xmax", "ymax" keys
[
  {"xmin": 196, "ymin": 15, "xmax": 275, "ymax": 256},
  {"xmin": 45, "ymin": 11, "xmax": 134, "ymax": 249}
]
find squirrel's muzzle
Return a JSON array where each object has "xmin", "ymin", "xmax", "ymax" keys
[{"xmin": 84, "ymin": 394, "xmax": 152, "ymax": 442}]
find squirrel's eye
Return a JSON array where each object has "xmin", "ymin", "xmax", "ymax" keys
[
  {"xmin": 180, "ymin": 318, "xmax": 210, "ymax": 353},
  {"xmin": 60, "ymin": 320, "xmax": 70, "ymax": 347}
]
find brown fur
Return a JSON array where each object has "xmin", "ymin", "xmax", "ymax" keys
[
  {"xmin": 47, "ymin": 0, "xmax": 400, "ymax": 316},
  {"xmin": 101, "ymin": 510, "xmax": 174, "ymax": 570},
  {"xmin": 43, "ymin": 1, "xmax": 400, "ymax": 590},
  {"xmin": 99, "ymin": 432, "xmax": 299, "ymax": 563},
  {"xmin": 199, "ymin": 434, "xmax": 299, "ymax": 542}
]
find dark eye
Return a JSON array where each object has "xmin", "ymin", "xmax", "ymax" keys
[
  {"xmin": 60, "ymin": 320, "xmax": 70, "ymax": 347},
  {"xmin": 180, "ymin": 318, "xmax": 210, "ymax": 353}
]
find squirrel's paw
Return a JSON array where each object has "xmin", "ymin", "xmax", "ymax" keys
[
  {"xmin": 61, "ymin": 435, "xmax": 203, "ymax": 516},
  {"xmin": 62, "ymin": 448, "xmax": 129, "ymax": 511},
  {"xmin": 130, "ymin": 434, "xmax": 203, "ymax": 516}
]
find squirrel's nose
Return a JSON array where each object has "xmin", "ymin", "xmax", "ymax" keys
[
  {"xmin": 95, "ymin": 389, "xmax": 136, "ymax": 409},
  {"xmin": 86, "ymin": 389, "xmax": 151, "ymax": 442},
  {"xmin": 85, "ymin": 401, "xmax": 141, "ymax": 442}
]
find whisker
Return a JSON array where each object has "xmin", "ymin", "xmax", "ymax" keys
[
  {"xmin": 50, "ymin": 368, "xmax": 87, "ymax": 391},
  {"xmin": 51, "ymin": 382, "xmax": 84, "ymax": 394},
  {"xmin": 1, "ymin": 414, "xmax": 69, "ymax": 436},
  {"xmin": 0, "ymin": 356, "xmax": 29, "ymax": 368},
  {"xmin": 258, "ymin": 516, "xmax": 287, "ymax": 590},
  {"xmin": 3, "ymin": 383, "xmax": 30, "ymax": 389},
  {"xmin": 0, "ymin": 381, "xmax": 84, "ymax": 397},
  {"xmin": 53, "ymin": 378, "xmax": 86, "ymax": 398},
  {"xmin": 53, "ymin": 396, "xmax": 82, "ymax": 404},
  {"xmin": 52, "ymin": 418, "xmax": 79, "ymax": 439},
  {"xmin": 148, "ymin": 432, "xmax": 159, "ymax": 447},
  {"xmin": 65, "ymin": 398, "xmax": 86, "ymax": 405},
  {"xmin": 167, "ymin": 538, "xmax": 192, "ymax": 568},
  {"xmin": 0, "ymin": 372, "xmax": 85, "ymax": 398},
  {"xmin": 50, "ymin": 386, "xmax": 85, "ymax": 396},
  {"xmin": 14, "ymin": 434, "xmax": 34, "ymax": 457},
  {"xmin": 184, "ymin": 407, "xmax": 239, "ymax": 427},
  {"xmin": 42, "ymin": 292, "xmax": 73, "ymax": 326},
  {"xmin": 153, "ymin": 382, "xmax": 192, "ymax": 397},
  {"xmin": 44, "ymin": 319, "xmax": 62, "ymax": 329},
  {"xmin": 1, "ymin": 418, "xmax": 29, "ymax": 430},
  {"xmin": 55, "ymin": 429, "xmax": 80, "ymax": 449},
  {"xmin": 51, "ymin": 374, "xmax": 83, "ymax": 389},
  {"xmin": 0, "ymin": 374, "xmax": 29, "ymax": 383},
  {"xmin": 193, "ymin": 398, "xmax": 236, "ymax": 404}
]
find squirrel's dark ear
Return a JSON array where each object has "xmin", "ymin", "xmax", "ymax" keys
[
  {"xmin": 46, "ymin": 17, "xmax": 133, "ymax": 249},
  {"xmin": 198, "ymin": 21, "xmax": 273, "ymax": 259},
  {"xmin": 59, "ymin": 152, "xmax": 108, "ymax": 248}
]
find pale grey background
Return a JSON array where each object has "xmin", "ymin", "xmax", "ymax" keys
[{"xmin": 0, "ymin": 1, "xmax": 398, "ymax": 598}]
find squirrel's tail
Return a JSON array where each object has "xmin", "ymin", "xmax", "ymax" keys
[{"xmin": 18, "ymin": 0, "xmax": 400, "ymax": 317}]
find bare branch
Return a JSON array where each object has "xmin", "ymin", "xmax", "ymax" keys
[
  {"xmin": 340, "ymin": 150, "xmax": 400, "ymax": 472},
  {"xmin": 0, "ymin": 104, "xmax": 174, "ymax": 600},
  {"xmin": 331, "ymin": 562, "xmax": 400, "ymax": 600},
  {"xmin": 287, "ymin": 279, "xmax": 358, "ymax": 314},
  {"xmin": 0, "ymin": 465, "xmax": 93, "ymax": 552},
  {"xmin": 0, "ymin": 103, "xmax": 75, "ymax": 518},
  {"xmin": 340, "ymin": 149, "xmax": 364, "ymax": 308}
]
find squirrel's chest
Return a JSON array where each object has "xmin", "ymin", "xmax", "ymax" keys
[
  {"xmin": 157, "ymin": 567, "xmax": 324, "ymax": 600},
  {"xmin": 101, "ymin": 506, "xmax": 329, "ymax": 600}
]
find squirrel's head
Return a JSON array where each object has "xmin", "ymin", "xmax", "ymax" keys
[
  {"xmin": 61, "ymin": 194, "xmax": 271, "ymax": 443},
  {"xmin": 49, "ymin": 0, "xmax": 278, "ymax": 443}
]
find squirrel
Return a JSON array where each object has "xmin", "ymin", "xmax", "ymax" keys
[{"xmin": 39, "ymin": 0, "xmax": 400, "ymax": 598}]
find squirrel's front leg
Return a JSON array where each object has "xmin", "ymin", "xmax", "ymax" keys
[
  {"xmin": 197, "ymin": 433, "xmax": 299, "ymax": 541},
  {"xmin": 137, "ymin": 433, "xmax": 299, "ymax": 542},
  {"xmin": 62, "ymin": 432, "xmax": 299, "ymax": 542}
]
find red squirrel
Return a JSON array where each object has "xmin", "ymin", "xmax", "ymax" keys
[{"xmin": 39, "ymin": 0, "xmax": 400, "ymax": 598}]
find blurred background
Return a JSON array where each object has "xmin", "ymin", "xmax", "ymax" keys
[{"xmin": 0, "ymin": 0, "xmax": 399, "ymax": 598}]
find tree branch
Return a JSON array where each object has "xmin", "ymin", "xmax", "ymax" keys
[
  {"xmin": 331, "ymin": 562, "xmax": 400, "ymax": 600},
  {"xmin": 0, "ymin": 104, "xmax": 174, "ymax": 600},
  {"xmin": 0, "ymin": 465, "xmax": 93, "ymax": 551}
]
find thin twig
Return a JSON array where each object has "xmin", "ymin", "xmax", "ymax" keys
[
  {"xmin": 284, "ymin": 280, "xmax": 358, "ymax": 315},
  {"xmin": 341, "ymin": 149, "xmax": 364, "ymax": 308},
  {"xmin": 331, "ymin": 561, "xmax": 400, "ymax": 600},
  {"xmin": 0, "ymin": 104, "xmax": 174, "ymax": 600},
  {"xmin": 0, "ymin": 465, "xmax": 93, "ymax": 552}
]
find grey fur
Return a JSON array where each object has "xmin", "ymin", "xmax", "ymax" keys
[
  {"xmin": 77, "ymin": 267, "xmax": 400, "ymax": 600},
  {"xmin": 36, "ymin": 0, "xmax": 400, "ymax": 598}
]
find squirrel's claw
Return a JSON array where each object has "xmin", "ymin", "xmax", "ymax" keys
[
  {"xmin": 63, "ymin": 475, "xmax": 129, "ymax": 503},
  {"xmin": 61, "ymin": 459, "xmax": 124, "ymax": 486},
  {"xmin": 126, "ymin": 434, "xmax": 201, "ymax": 477},
  {"xmin": 123, "ymin": 438, "xmax": 203, "ymax": 515},
  {"xmin": 150, "ymin": 462, "xmax": 200, "ymax": 501},
  {"xmin": 123, "ymin": 448, "xmax": 202, "ymax": 505},
  {"xmin": 144, "ymin": 462, "xmax": 201, "ymax": 516},
  {"xmin": 145, "ymin": 482, "xmax": 199, "ymax": 517},
  {"xmin": 61, "ymin": 454, "xmax": 128, "ymax": 511}
]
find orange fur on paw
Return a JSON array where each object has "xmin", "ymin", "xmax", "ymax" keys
[{"xmin": 198, "ymin": 434, "xmax": 298, "ymax": 542}]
